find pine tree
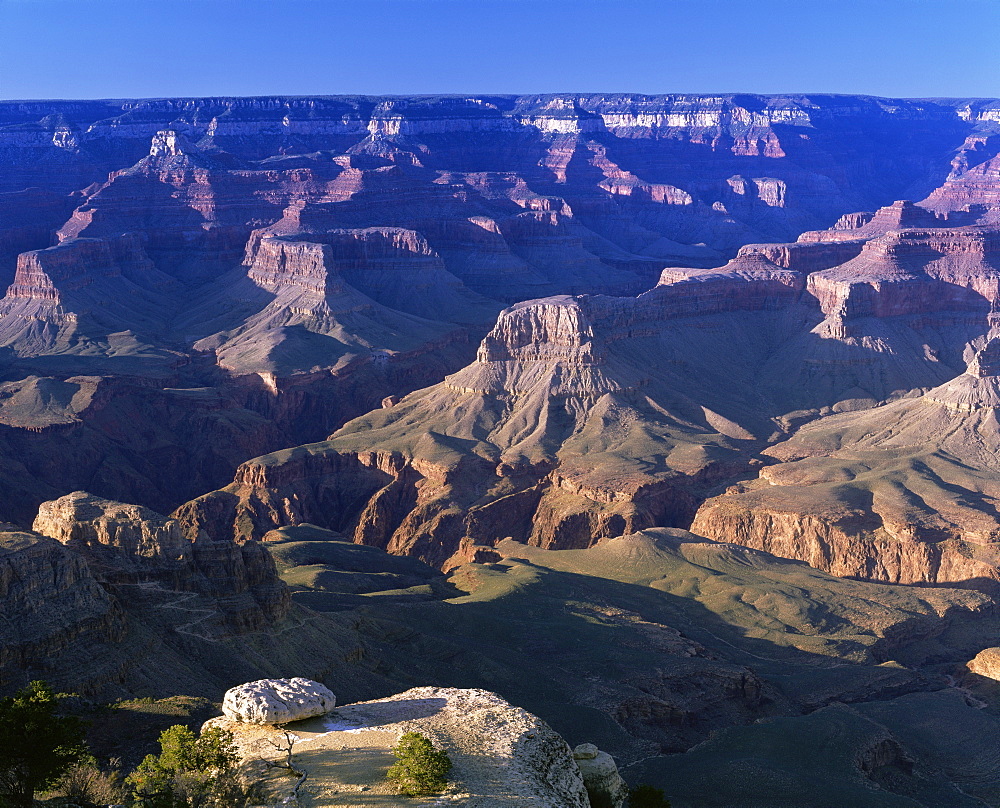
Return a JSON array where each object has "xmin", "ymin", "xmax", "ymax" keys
[
  {"xmin": 126, "ymin": 724, "xmax": 240, "ymax": 808},
  {"xmin": 0, "ymin": 681, "xmax": 88, "ymax": 808},
  {"xmin": 386, "ymin": 732, "xmax": 452, "ymax": 796}
]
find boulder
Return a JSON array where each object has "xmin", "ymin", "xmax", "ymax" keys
[
  {"xmin": 222, "ymin": 677, "xmax": 335, "ymax": 724},
  {"xmin": 573, "ymin": 743, "xmax": 629, "ymax": 808}
]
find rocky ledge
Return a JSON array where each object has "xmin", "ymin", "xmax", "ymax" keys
[{"xmin": 209, "ymin": 686, "xmax": 593, "ymax": 808}]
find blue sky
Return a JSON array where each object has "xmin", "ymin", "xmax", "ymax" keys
[{"xmin": 1, "ymin": 0, "xmax": 998, "ymax": 100}]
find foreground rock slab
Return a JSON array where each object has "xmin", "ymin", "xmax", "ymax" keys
[
  {"xmin": 210, "ymin": 686, "xmax": 590, "ymax": 807},
  {"xmin": 223, "ymin": 677, "xmax": 336, "ymax": 725}
]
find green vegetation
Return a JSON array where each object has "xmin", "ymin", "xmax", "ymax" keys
[
  {"xmin": 0, "ymin": 688, "xmax": 255, "ymax": 808},
  {"xmin": 87, "ymin": 696, "xmax": 216, "ymax": 771},
  {"xmin": 629, "ymin": 783, "xmax": 672, "ymax": 808},
  {"xmin": 0, "ymin": 681, "xmax": 88, "ymax": 808},
  {"xmin": 49, "ymin": 757, "xmax": 125, "ymax": 807},
  {"xmin": 386, "ymin": 731, "xmax": 452, "ymax": 797},
  {"xmin": 125, "ymin": 724, "xmax": 255, "ymax": 808}
]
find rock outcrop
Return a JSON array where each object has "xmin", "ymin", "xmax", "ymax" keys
[
  {"xmin": 34, "ymin": 491, "xmax": 190, "ymax": 562},
  {"xmin": 173, "ymin": 284, "xmax": 785, "ymax": 564},
  {"xmin": 0, "ymin": 235, "xmax": 179, "ymax": 371},
  {"xmin": 692, "ymin": 335, "xmax": 1000, "ymax": 586},
  {"xmin": 185, "ymin": 232, "xmax": 471, "ymax": 379},
  {"xmin": 222, "ymin": 677, "xmax": 336, "ymax": 724},
  {"xmin": 805, "ymin": 226, "xmax": 1000, "ymax": 323},
  {"xmin": 966, "ymin": 647, "xmax": 1000, "ymax": 681},
  {"xmin": 0, "ymin": 524, "xmax": 125, "ymax": 685},
  {"xmin": 250, "ymin": 225, "xmax": 502, "ymax": 327},
  {"xmin": 33, "ymin": 491, "xmax": 290, "ymax": 628},
  {"xmin": 798, "ymin": 200, "xmax": 944, "ymax": 243},
  {"xmin": 572, "ymin": 743, "xmax": 628, "ymax": 808},
  {"xmin": 212, "ymin": 686, "xmax": 590, "ymax": 808}
]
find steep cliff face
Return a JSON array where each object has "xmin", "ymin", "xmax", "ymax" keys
[
  {"xmin": 245, "ymin": 225, "xmax": 501, "ymax": 327},
  {"xmin": 33, "ymin": 491, "xmax": 289, "ymax": 630},
  {"xmin": 0, "ymin": 235, "xmax": 180, "ymax": 371},
  {"xmin": 692, "ymin": 335, "xmax": 1000, "ymax": 586},
  {"xmin": 798, "ymin": 200, "xmax": 946, "ymax": 244},
  {"xmin": 735, "ymin": 240, "xmax": 865, "ymax": 273},
  {"xmin": 921, "ymin": 125, "xmax": 1000, "ymax": 220},
  {"xmin": 0, "ymin": 226, "xmax": 485, "ymax": 525},
  {"xmin": 183, "ymin": 232, "xmax": 472, "ymax": 381},
  {"xmin": 806, "ymin": 226, "xmax": 1000, "ymax": 322},
  {"xmin": 250, "ymin": 174, "xmax": 657, "ymax": 301},
  {"xmin": 0, "ymin": 525, "xmax": 125, "ymax": 682},
  {"xmin": 0, "ymin": 493, "xmax": 368, "ymax": 699}
]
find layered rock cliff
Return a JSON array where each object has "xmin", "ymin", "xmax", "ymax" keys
[
  {"xmin": 33, "ymin": 491, "xmax": 290, "ymax": 629},
  {"xmin": 0, "ymin": 235, "xmax": 178, "ymax": 369},
  {"xmin": 692, "ymin": 335, "xmax": 1000, "ymax": 586},
  {"xmin": 170, "ymin": 253, "xmax": 872, "ymax": 563},
  {"xmin": 3, "ymin": 93, "xmax": 995, "ymax": 290},
  {"xmin": 174, "ymin": 282, "xmax": 793, "ymax": 564},
  {"xmin": 244, "ymin": 224, "xmax": 501, "ymax": 327},
  {"xmin": 184, "ymin": 233, "xmax": 471, "ymax": 379},
  {"xmin": 174, "ymin": 206, "xmax": 1000, "ymax": 566},
  {"xmin": 0, "ymin": 524, "xmax": 125, "ymax": 684}
]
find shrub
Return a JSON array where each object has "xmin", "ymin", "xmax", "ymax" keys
[
  {"xmin": 386, "ymin": 732, "xmax": 452, "ymax": 797},
  {"xmin": 0, "ymin": 681, "xmax": 89, "ymax": 808},
  {"xmin": 51, "ymin": 756, "xmax": 126, "ymax": 807},
  {"xmin": 125, "ymin": 724, "xmax": 253, "ymax": 808},
  {"xmin": 629, "ymin": 783, "xmax": 672, "ymax": 808}
]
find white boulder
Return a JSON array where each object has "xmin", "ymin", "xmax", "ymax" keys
[{"xmin": 222, "ymin": 677, "xmax": 336, "ymax": 724}]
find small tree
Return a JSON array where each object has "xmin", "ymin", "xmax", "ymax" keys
[
  {"xmin": 386, "ymin": 732, "xmax": 452, "ymax": 797},
  {"xmin": 629, "ymin": 783, "xmax": 672, "ymax": 808},
  {"xmin": 0, "ymin": 680, "xmax": 89, "ymax": 808},
  {"xmin": 126, "ymin": 724, "xmax": 244, "ymax": 808}
]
